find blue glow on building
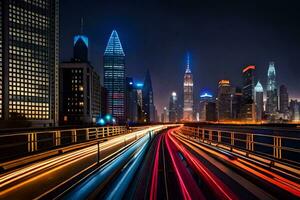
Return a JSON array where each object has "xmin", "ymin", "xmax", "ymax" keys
[
  {"xmin": 129, "ymin": 81, "xmax": 133, "ymax": 85},
  {"xmin": 136, "ymin": 83, "xmax": 144, "ymax": 88},
  {"xmin": 104, "ymin": 30, "xmax": 125, "ymax": 56},
  {"xmin": 200, "ymin": 92, "xmax": 213, "ymax": 98},
  {"xmin": 74, "ymin": 35, "xmax": 89, "ymax": 47},
  {"xmin": 97, "ymin": 118, "xmax": 105, "ymax": 126}
]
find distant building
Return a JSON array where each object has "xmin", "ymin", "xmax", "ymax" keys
[
  {"xmin": 60, "ymin": 62, "xmax": 101, "ymax": 124},
  {"xmin": 241, "ymin": 65, "xmax": 256, "ymax": 121},
  {"xmin": 231, "ymin": 87, "xmax": 242, "ymax": 119},
  {"xmin": 279, "ymin": 85, "xmax": 289, "ymax": 118},
  {"xmin": 255, "ymin": 81, "xmax": 264, "ymax": 121},
  {"xmin": 0, "ymin": 0, "xmax": 59, "ymax": 127},
  {"xmin": 199, "ymin": 92, "xmax": 214, "ymax": 121},
  {"xmin": 142, "ymin": 70, "xmax": 156, "ymax": 123},
  {"xmin": 266, "ymin": 62, "xmax": 278, "ymax": 119},
  {"xmin": 136, "ymin": 83, "xmax": 144, "ymax": 122},
  {"xmin": 161, "ymin": 107, "xmax": 169, "ymax": 123},
  {"xmin": 103, "ymin": 30, "xmax": 126, "ymax": 123},
  {"xmin": 126, "ymin": 77, "xmax": 137, "ymax": 123},
  {"xmin": 169, "ymin": 92, "xmax": 179, "ymax": 122},
  {"xmin": 217, "ymin": 80, "xmax": 233, "ymax": 121},
  {"xmin": 290, "ymin": 100, "xmax": 300, "ymax": 121},
  {"xmin": 183, "ymin": 54, "xmax": 193, "ymax": 121},
  {"xmin": 206, "ymin": 102, "xmax": 217, "ymax": 121}
]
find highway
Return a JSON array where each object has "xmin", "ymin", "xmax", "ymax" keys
[
  {"xmin": 0, "ymin": 125, "xmax": 165, "ymax": 200},
  {"xmin": 0, "ymin": 125, "xmax": 299, "ymax": 200}
]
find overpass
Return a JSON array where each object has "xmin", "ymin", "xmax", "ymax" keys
[{"xmin": 0, "ymin": 124, "xmax": 299, "ymax": 199}]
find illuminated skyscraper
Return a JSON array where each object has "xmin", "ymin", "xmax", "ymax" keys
[
  {"xmin": 0, "ymin": 0, "xmax": 59, "ymax": 127},
  {"xmin": 241, "ymin": 65, "xmax": 256, "ymax": 121},
  {"xmin": 183, "ymin": 54, "xmax": 193, "ymax": 121},
  {"xmin": 169, "ymin": 92, "xmax": 178, "ymax": 122},
  {"xmin": 199, "ymin": 92, "xmax": 214, "ymax": 121},
  {"xmin": 255, "ymin": 81, "xmax": 264, "ymax": 121},
  {"xmin": 103, "ymin": 30, "xmax": 126, "ymax": 123},
  {"xmin": 217, "ymin": 80, "xmax": 233, "ymax": 120},
  {"xmin": 73, "ymin": 35, "xmax": 88, "ymax": 62},
  {"xmin": 266, "ymin": 62, "xmax": 278, "ymax": 118}
]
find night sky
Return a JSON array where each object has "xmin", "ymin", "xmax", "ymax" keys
[{"xmin": 60, "ymin": 0, "xmax": 300, "ymax": 114}]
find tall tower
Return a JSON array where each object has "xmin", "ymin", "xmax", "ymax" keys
[
  {"xmin": 266, "ymin": 62, "xmax": 278, "ymax": 117},
  {"xmin": 103, "ymin": 30, "xmax": 126, "ymax": 123},
  {"xmin": 241, "ymin": 65, "xmax": 256, "ymax": 121},
  {"xmin": 169, "ymin": 92, "xmax": 178, "ymax": 122},
  {"xmin": 0, "ymin": 0, "xmax": 59, "ymax": 127},
  {"xmin": 183, "ymin": 54, "xmax": 194, "ymax": 121},
  {"xmin": 142, "ymin": 69, "xmax": 155, "ymax": 123},
  {"xmin": 255, "ymin": 81, "xmax": 264, "ymax": 121}
]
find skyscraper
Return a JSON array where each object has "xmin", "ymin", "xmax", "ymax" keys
[
  {"xmin": 255, "ymin": 81, "xmax": 264, "ymax": 121},
  {"xmin": 199, "ymin": 92, "xmax": 213, "ymax": 121},
  {"xmin": 73, "ymin": 35, "xmax": 88, "ymax": 62},
  {"xmin": 279, "ymin": 85, "xmax": 289, "ymax": 117},
  {"xmin": 60, "ymin": 34, "xmax": 101, "ymax": 125},
  {"xmin": 183, "ymin": 54, "xmax": 193, "ymax": 121},
  {"xmin": 217, "ymin": 80, "xmax": 233, "ymax": 121},
  {"xmin": 266, "ymin": 62, "xmax": 278, "ymax": 117},
  {"xmin": 0, "ymin": 0, "xmax": 59, "ymax": 127},
  {"xmin": 241, "ymin": 65, "xmax": 256, "ymax": 121},
  {"xmin": 103, "ymin": 30, "xmax": 126, "ymax": 123},
  {"xmin": 142, "ymin": 70, "xmax": 155, "ymax": 123},
  {"xmin": 169, "ymin": 92, "xmax": 178, "ymax": 122}
]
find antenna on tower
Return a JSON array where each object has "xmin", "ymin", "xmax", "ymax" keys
[{"xmin": 80, "ymin": 17, "xmax": 84, "ymax": 34}]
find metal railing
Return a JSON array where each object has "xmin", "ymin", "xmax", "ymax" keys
[
  {"xmin": 178, "ymin": 126, "xmax": 300, "ymax": 167},
  {"xmin": 0, "ymin": 126, "xmax": 128, "ymax": 161}
]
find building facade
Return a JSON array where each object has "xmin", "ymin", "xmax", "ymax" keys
[
  {"xmin": 217, "ymin": 80, "xmax": 233, "ymax": 121},
  {"xmin": 266, "ymin": 62, "xmax": 278, "ymax": 118},
  {"xmin": 183, "ymin": 54, "xmax": 193, "ymax": 121},
  {"xmin": 60, "ymin": 62, "xmax": 101, "ymax": 124},
  {"xmin": 169, "ymin": 92, "xmax": 178, "ymax": 122},
  {"xmin": 0, "ymin": 0, "xmax": 59, "ymax": 127},
  {"xmin": 255, "ymin": 81, "xmax": 264, "ymax": 121},
  {"xmin": 279, "ymin": 84, "xmax": 289, "ymax": 118},
  {"xmin": 241, "ymin": 65, "xmax": 256, "ymax": 121},
  {"xmin": 199, "ymin": 92, "xmax": 214, "ymax": 121},
  {"xmin": 103, "ymin": 30, "xmax": 126, "ymax": 123},
  {"xmin": 142, "ymin": 70, "xmax": 155, "ymax": 123}
]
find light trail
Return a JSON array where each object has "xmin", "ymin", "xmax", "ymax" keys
[
  {"xmin": 150, "ymin": 134, "xmax": 163, "ymax": 200},
  {"xmin": 176, "ymin": 131, "xmax": 300, "ymax": 197},
  {"xmin": 0, "ymin": 125, "xmax": 165, "ymax": 196},
  {"xmin": 165, "ymin": 129, "xmax": 206, "ymax": 200},
  {"xmin": 168, "ymin": 129, "xmax": 237, "ymax": 200}
]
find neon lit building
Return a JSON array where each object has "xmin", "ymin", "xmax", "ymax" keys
[
  {"xmin": 183, "ymin": 54, "xmax": 193, "ymax": 121},
  {"xmin": 255, "ymin": 81, "xmax": 264, "ymax": 121},
  {"xmin": 0, "ymin": 0, "xmax": 59, "ymax": 127},
  {"xmin": 73, "ymin": 35, "xmax": 88, "ymax": 62},
  {"xmin": 199, "ymin": 92, "xmax": 214, "ymax": 121},
  {"xmin": 266, "ymin": 62, "xmax": 278, "ymax": 118},
  {"xmin": 217, "ymin": 80, "xmax": 234, "ymax": 120},
  {"xmin": 103, "ymin": 30, "xmax": 126, "ymax": 123}
]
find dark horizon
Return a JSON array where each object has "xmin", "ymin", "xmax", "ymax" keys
[{"xmin": 60, "ymin": 0, "xmax": 300, "ymax": 114}]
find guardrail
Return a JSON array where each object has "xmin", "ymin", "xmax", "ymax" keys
[
  {"xmin": 0, "ymin": 126, "xmax": 128, "ymax": 161},
  {"xmin": 178, "ymin": 126, "xmax": 300, "ymax": 167}
]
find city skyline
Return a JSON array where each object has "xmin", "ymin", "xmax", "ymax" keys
[{"xmin": 60, "ymin": 0, "xmax": 300, "ymax": 114}]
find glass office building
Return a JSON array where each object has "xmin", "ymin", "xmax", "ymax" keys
[
  {"xmin": 103, "ymin": 30, "xmax": 126, "ymax": 123},
  {"xmin": 0, "ymin": 0, "xmax": 59, "ymax": 127}
]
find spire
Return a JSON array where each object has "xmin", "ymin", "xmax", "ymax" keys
[
  {"xmin": 104, "ymin": 30, "xmax": 125, "ymax": 56},
  {"xmin": 185, "ymin": 53, "xmax": 191, "ymax": 73},
  {"xmin": 255, "ymin": 81, "xmax": 264, "ymax": 92},
  {"xmin": 268, "ymin": 61, "xmax": 276, "ymax": 77}
]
